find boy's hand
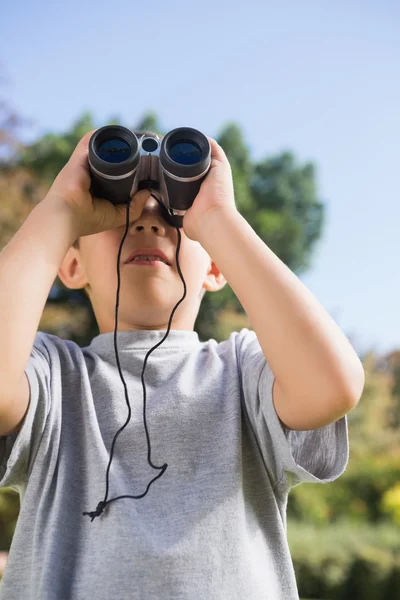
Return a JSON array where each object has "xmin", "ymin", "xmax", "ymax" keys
[
  {"xmin": 44, "ymin": 130, "xmax": 152, "ymax": 238},
  {"xmin": 182, "ymin": 137, "xmax": 237, "ymax": 242}
]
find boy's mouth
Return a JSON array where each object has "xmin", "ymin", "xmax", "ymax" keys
[{"xmin": 124, "ymin": 248, "xmax": 171, "ymax": 266}]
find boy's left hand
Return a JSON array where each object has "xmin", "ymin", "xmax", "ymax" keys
[{"xmin": 182, "ymin": 137, "xmax": 237, "ymax": 242}]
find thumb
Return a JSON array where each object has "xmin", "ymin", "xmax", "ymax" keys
[{"xmin": 95, "ymin": 190, "xmax": 151, "ymax": 231}]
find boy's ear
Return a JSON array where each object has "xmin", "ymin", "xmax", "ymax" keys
[
  {"xmin": 58, "ymin": 247, "xmax": 89, "ymax": 291},
  {"xmin": 202, "ymin": 258, "xmax": 227, "ymax": 293}
]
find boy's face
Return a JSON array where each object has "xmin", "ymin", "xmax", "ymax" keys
[{"xmin": 58, "ymin": 194, "xmax": 226, "ymax": 332}]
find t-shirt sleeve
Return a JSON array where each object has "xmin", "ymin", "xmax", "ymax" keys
[
  {"xmin": 0, "ymin": 332, "xmax": 56, "ymax": 491},
  {"xmin": 236, "ymin": 328, "xmax": 349, "ymax": 494}
]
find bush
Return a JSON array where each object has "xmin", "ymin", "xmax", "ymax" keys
[
  {"xmin": 0, "ymin": 489, "xmax": 19, "ymax": 552},
  {"xmin": 288, "ymin": 520, "xmax": 400, "ymax": 600}
]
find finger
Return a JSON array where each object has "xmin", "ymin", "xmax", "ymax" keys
[
  {"xmin": 132, "ymin": 188, "xmax": 152, "ymax": 210},
  {"xmin": 69, "ymin": 129, "xmax": 98, "ymax": 168},
  {"xmin": 206, "ymin": 136, "xmax": 228, "ymax": 164},
  {"xmin": 117, "ymin": 189, "xmax": 153, "ymax": 223},
  {"xmin": 77, "ymin": 129, "xmax": 98, "ymax": 151}
]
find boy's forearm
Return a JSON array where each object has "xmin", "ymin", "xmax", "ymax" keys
[
  {"xmin": 197, "ymin": 208, "xmax": 365, "ymax": 430},
  {"xmin": 0, "ymin": 195, "xmax": 79, "ymax": 395}
]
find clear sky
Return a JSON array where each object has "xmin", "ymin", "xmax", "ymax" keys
[{"xmin": 1, "ymin": 0, "xmax": 399, "ymax": 355}]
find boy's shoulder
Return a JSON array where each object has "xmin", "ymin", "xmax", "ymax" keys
[
  {"xmin": 34, "ymin": 327, "xmax": 258, "ymax": 348},
  {"xmin": 30, "ymin": 331, "xmax": 86, "ymax": 365},
  {"xmin": 31, "ymin": 327, "xmax": 261, "ymax": 370},
  {"xmin": 203, "ymin": 328, "xmax": 262, "ymax": 368}
]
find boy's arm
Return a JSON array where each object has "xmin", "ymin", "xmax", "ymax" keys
[
  {"xmin": 0, "ymin": 196, "xmax": 79, "ymax": 436},
  {"xmin": 197, "ymin": 208, "xmax": 365, "ymax": 432},
  {"xmin": 0, "ymin": 129, "xmax": 151, "ymax": 438}
]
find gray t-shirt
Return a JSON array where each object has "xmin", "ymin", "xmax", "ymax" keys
[{"xmin": 0, "ymin": 328, "xmax": 349, "ymax": 599}]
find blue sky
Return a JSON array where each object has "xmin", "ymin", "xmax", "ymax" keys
[{"xmin": 1, "ymin": 0, "xmax": 399, "ymax": 355}]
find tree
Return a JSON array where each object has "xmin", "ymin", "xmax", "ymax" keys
[
  {"xmin": 0, "ymin": 84, "xmax": 39, "ymax": 559},
  {"xmin": 134, "ymin": 111, "xmax": 163, "ymax": 135},
  {"xmin": 14, "ymin": 110, "xmax": 325, "ymax": 345},
  {"xmin": 4, "ymin": 107, "xmax": 399, "ymax": 597},
  {"xmin": 19, "ymin": 112, "xmax": 97, "ymax": 185},
  {"xmin": 197, "ymin": 121, "xmax": 324, "ymax": 340},
  {"xmin": 288, "ymin": 351, "xmax": 400, "ymax": 525}
]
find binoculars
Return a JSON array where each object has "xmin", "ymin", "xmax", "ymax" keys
[{"xmin": 88, "ymin": 126, "xmax": 211, "ymax": 228}]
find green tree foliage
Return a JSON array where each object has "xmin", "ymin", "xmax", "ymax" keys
[
  {"xmin": 19, "ymin": 112, "xmax": 97, "ymax": 184},
  {"xmin": 197, "ymin": 121, "xmax": 324, "ymax": 339},
  {"xmin": 288, "ymin": 520, "xmax": 400, "ymax": 600},
  {"xmin": 288, "ymin": 351, "xmax": 400, "ymax": 525},
  {"xmin": 134, "ymin": 111, "xmax": 163, "ymax": 135},
  {"xmin": 5, "ymin": 110, "xmax": 398, "ymax": 598},
  {"xmin": 15, "ymin": 110, "xmax": 325, "ymax": 344},
  {"xmin": 385, "ymin": 350, "xmax": 400, "ymax": 428},
  {"xmin": 0, "ymin": 108, "xmax": 326, "ymax": 558}
]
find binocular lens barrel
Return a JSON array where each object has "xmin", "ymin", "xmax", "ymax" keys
[{"xmin": 88, "ymin": 125, "xmax": 211, "ymax": 216}]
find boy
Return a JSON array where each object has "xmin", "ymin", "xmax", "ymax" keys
[{"xmin": 0, "ymin": 130, "xmax": 364, "ymax": 599}]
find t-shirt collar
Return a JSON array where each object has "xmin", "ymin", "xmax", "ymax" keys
[{"xmin": 87, "ymin": 329, "xmax": 200, "ymax": 354}]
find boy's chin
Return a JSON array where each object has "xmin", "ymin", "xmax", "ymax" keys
[{"xmin": 115, "ymin": 300, "xmax": 184, "ymax": 322}]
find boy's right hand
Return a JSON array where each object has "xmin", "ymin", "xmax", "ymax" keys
[{"xmin": 44, "ymin": 129, "xmax": 152, "ymax": 238}]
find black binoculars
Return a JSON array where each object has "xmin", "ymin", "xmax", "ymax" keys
[{"xmin": 88, "ymin": 126, "xmax": 211, "ymax": 228}]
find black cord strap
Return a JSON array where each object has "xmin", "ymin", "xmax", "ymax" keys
[{"xmin": 83, "ymin": 197, "xmax": 186, "ymax": 522}]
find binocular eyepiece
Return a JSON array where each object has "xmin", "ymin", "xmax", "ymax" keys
[{"xmin": 88, "ymin": 126, "xmax": 211, "ymax": 228}]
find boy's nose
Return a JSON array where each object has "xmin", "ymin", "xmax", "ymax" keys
[{"xmin": 130, "ymin": 194, "xmax": 167, "ymax": 236}]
